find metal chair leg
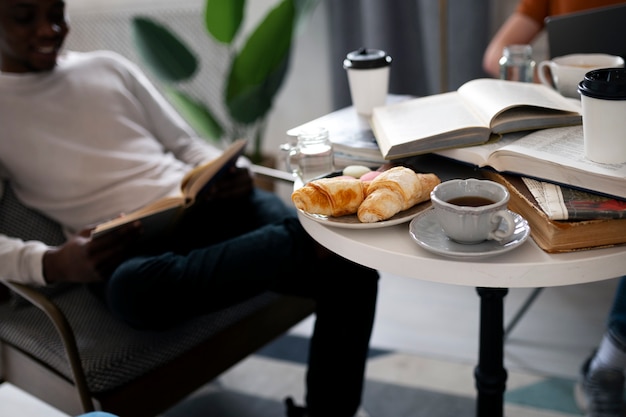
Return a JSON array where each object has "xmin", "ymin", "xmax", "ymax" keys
[{"xmin": 504, "ymin": 287, "xmax": 544, "ymax": 340}]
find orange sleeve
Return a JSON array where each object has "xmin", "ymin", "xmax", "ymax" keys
[{"xmin": 516, "ymin": 0, "xmax": 550, "ymax": 26}]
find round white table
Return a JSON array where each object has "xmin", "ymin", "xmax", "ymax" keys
[{"xmin": 297, "ymin": 209, "xmax": 626, "ymax": 417}]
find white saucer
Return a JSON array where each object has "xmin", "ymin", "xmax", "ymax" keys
[{"xmin": 409, "ymin": 209, "xmax": 530, "ymax": 259}]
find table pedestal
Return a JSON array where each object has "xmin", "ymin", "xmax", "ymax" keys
[{"xmin": 475, "ymin": 287, "xmax": 508, "ymax": 417}]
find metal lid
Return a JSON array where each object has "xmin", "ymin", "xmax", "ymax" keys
[
  {"xmin": 343, "ymin": 48, "xmax": 392, "ymax": 69},
  {"xmin": 578, "ymin": 68, "xmax": 626, "ymax": 100}
]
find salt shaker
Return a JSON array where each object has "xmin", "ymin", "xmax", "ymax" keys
[{"xmin": 499, "ymin": 44, "xmax": 535, "ymax": 83}]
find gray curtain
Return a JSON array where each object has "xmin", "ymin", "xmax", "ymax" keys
[{"xmin": 325, "ymin": 0, "xmax": 491, "ymax": 109}]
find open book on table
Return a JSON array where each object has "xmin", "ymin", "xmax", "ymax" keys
[
  {"xmin": 91, "ymin": 139, "xmax": 248, "ymax": 239},
  {"xmin": 435, "ymin": 125, "xmax": 626, "ymax": 199},
  {"xmin": 370, "ymin": 78, "xmax": 582, "ymax": 159}
]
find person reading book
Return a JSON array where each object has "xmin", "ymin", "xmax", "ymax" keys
[
  {"xmin": 0, "ymin": 1, "xmax": 379, "ymax": 416},
  {"xmin": 482, "ymin": 0, "xmax": 626, "ymax": 78}
]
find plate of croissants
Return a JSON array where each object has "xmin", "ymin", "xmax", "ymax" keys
[{"xmin": 291, "ymin": 165, "xmax": 441, "ymax": 229}]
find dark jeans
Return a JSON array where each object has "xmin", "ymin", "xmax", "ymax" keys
[
  {"xmin": 607, "ymin": 276, "xmax": 626, "ymax": 348},
  {"xmin": 102, "ymin": 188, "xmax": 379, "ymax": 416}
]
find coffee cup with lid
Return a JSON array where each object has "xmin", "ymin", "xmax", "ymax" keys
[
  {"xmin": 343, "ymin": 48, "xmax": 392, "ymax": 116},
  {"xmin": 578, "ymin": 67, "xmax": 626, "ymax": 164}
]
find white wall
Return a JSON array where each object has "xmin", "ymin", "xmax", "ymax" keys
[{"xmin": 65, "ymin": 0, "xmax": 335, "ymax": 159}]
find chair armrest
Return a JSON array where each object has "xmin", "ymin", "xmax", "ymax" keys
[{"xmin": 2, "ymin": 281, "xmax": 95, "ymax": 411}]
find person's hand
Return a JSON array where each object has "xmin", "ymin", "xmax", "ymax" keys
[
  {"xmin": 203, "ymin": 166, "xmax": 253, "ymax": 201},
  {"xmin": 42, "ymin": 221, "xmax": 143, "ymax": 284}
]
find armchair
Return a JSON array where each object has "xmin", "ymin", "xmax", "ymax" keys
[
  {"xmin": 1, "ymin": 4, "xmax": 314, "ymax": 415},
  {"xmin": 0, "ymin": 180, "xmax": 314, "ymax": 416}
]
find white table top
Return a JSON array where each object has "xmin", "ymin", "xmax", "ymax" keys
[{"xmin": 298, "ymin": 212, "xmax": 626, "ymax": 288}]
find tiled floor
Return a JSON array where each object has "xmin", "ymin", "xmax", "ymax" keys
[{"xmin": 0, "ymin": 268, "xmax": 619, "ymax": 416}]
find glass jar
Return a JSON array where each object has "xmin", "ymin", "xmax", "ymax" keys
[
  {"xmin": 499, "ymin": 44, "xmax": 535, "ymax": 83},
  {"xmin": 285, "ymin": 127, "xmax": 334, "ymax": 182}
]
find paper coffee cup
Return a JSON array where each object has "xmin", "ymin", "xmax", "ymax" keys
[
  {"xmin": 343, "ymin": 48, "xmax": 392, "ymax": 116},
  {"xmin": 578, "ymin": 68, "xmax": 626, "ymax": 164}
]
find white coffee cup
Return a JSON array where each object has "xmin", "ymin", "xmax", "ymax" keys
[
  {"xmin": 343, "ymin": 48, "xmax": 392, "ymax": 116},
  {"xmin": 430, "ymin": 179, "xmax": 515, "ymax": 244},
  {"xmin": 578, "ymin": 68, "xmax": 626, "ymax": 164},
  {"xmin": 538, "ymin": 53, "xmax": 625, "ymax": 98}
]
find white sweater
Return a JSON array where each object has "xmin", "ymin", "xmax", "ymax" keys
[{"xmin": 0, "ymin": 50, "xmax": 223, "ymax": 285}]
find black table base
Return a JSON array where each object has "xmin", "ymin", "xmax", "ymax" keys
[{"xmin": 475, "ymin": 287, "xmax": 509, "ymax": 417}]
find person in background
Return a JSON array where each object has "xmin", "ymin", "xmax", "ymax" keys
[
  {"xmin": 485, "ymin": 2, "xmax": 626, "ymax": 416},
  {"xmin": 482, "ymin": 0, "xmax": 626, "ymax": 78},
  {"xmin": 574, "ymin": 278, "xmax": 626, "ymax": 417},
  {"xmin": 0, "ymin": 1, "xmax": 379, "ymax": 416}
]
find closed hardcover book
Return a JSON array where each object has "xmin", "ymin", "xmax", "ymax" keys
[{"xmin": 484, "ymin": 171, "xmax": 626, "ymax": 253}]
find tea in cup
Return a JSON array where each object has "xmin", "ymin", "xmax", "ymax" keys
[
  {"xmin": 538, "ymin": 53, "xmax": 624, "ymax": 98},
  {"xmin": 430, "ymin": 179, "xmax": 515, "ymax": 244}
]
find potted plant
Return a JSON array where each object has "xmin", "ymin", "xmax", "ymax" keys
[{"xmin": 131, "ymin": 0, "xmax": 319, "ymax": 163}]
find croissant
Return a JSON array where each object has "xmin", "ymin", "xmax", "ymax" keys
[
  {"xmin": 357, "ymin": 167, "xmax": 440, "ymax": 223},
  {"xmin": 291, "ymin": 177, "xmax": 366, "ymax": 217}
]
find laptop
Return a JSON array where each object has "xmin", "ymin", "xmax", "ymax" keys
[{"xmin": 545, "ymin": 3, "xmax": 626, "ymax": 59}]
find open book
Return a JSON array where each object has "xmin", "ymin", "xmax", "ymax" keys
[
  {"xmin": 91, "ymin": 139, "xmax": 248, "ymax": 239},
  {"xmin": 370, "ymin": 78, "xmax": 582, "ymax": 159},
  {"xmin": 435, "ymin": 125, "xmax": 626, "ymax": 199}
]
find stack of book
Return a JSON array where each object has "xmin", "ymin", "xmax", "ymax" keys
[
  {"xmin": 484, "ymin": 172, "xmax": 626, "ymax": 253},
  {"xmin": 286, "ymin": 105, "xmax": 386, "ymax": 168},
  {"xmin": 286, "ymin": 96, "xmax": 411, "ymax": 169}
]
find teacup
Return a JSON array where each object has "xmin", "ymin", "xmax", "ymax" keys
[
  {"xmin": 430, "ymin": 179, "xmax": 515, "ymax": 244},
  {"xmin": 538, "ymin": 53, "xmax": 625, "ymax": 98}
]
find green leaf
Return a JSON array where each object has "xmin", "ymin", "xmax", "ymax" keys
[
  {"xmin": 225, "ymin": 0, "xmax": 295, "ymax": 124},
  {"xmin": 164, "ymin": 87, "xmax": 224, "ymax": 141},
  {"xmin": 131, "ymin": 17, "xmax": 198, "ymax": 83},
  {"xmin": 204, "ymin": 0, "xmax": 245, "ymax": 44},
  {"xmin": 227, "ymin": 54, "xmax": 290, "ymax": 124}
]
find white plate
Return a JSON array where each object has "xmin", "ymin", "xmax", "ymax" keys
[
  {"xmin": 299, "ymin": 200, "xmax": 432, "ymax": 229},
  {"xmin": 409, "ymin": 209, "xmax": 530, "ymax": 259}
]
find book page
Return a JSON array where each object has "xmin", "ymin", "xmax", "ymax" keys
[
  {"xmin": 523, "ymin": 177, "xmax": 626, "ymax": 220},
  {"xmin": 91, "ymin": 195, "xmax": 184, "ymax": 237},
  {"xmin": 522, "ymin": 178, "xmax": 567, "ymax": 219},
  {"xmin": 457, "ymin": 79, "xmax": 581, "ymax": 128},
  {"xmin": 371, "ymin": 92, "xmax": 488, "ymax": 158},
  {"xmin": 181, "ymin": 138, "xmax": 248, "ymax": 202},
  {"xmin": 489, "ymin": 125, "xmax": 626, "ymax": 198},
  {"xmin": 493, "ymin": 126, "xmax": 626, "ymax": 175},
  {"xmin": 435, "ymin": 132, "xmax": 528, "ymax": 167}
]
